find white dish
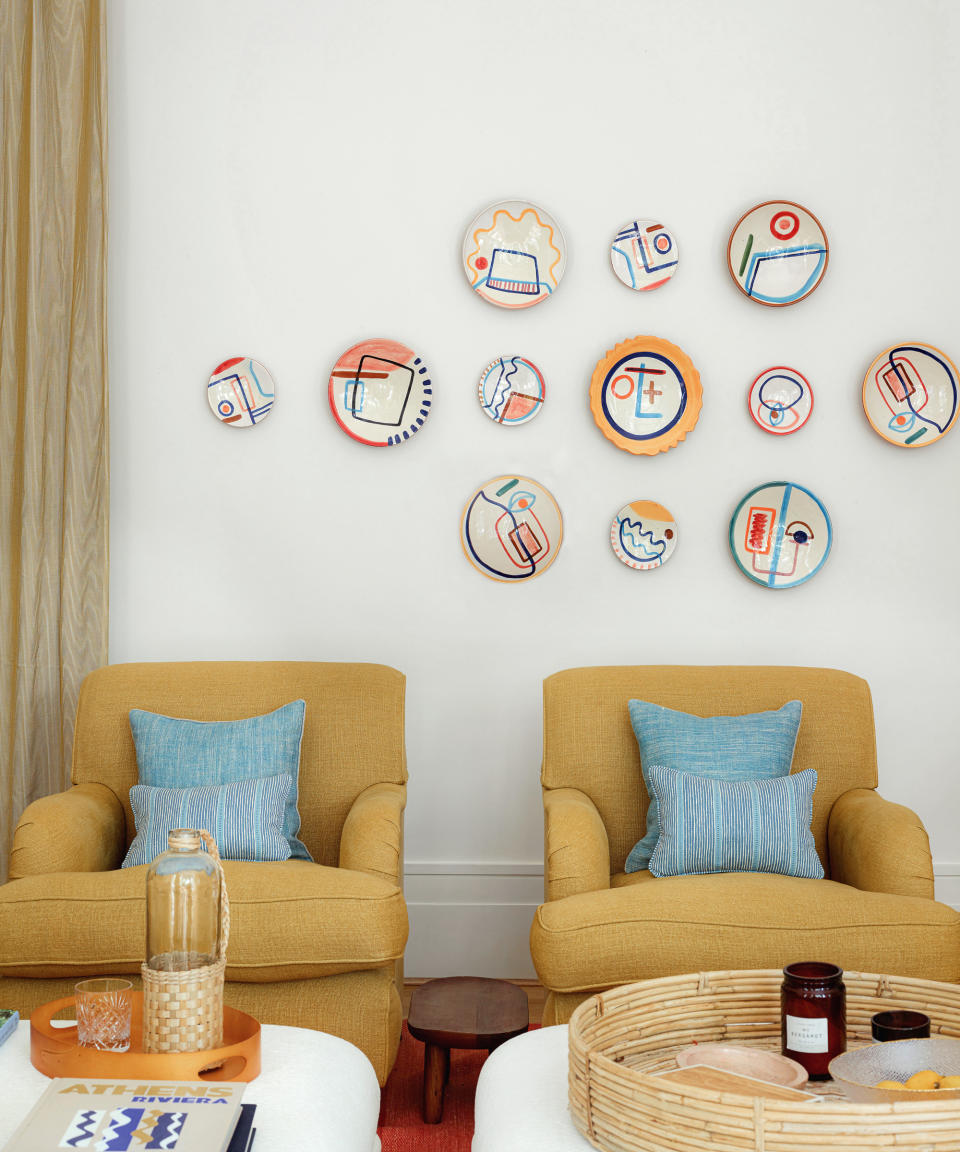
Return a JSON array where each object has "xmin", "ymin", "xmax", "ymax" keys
[{"xmin": 462, "ymin": 200, "xmax": 566, "ymax": 309}]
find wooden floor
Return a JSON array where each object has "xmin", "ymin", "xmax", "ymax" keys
[{"xmin": 402, "ymin": 979, "xmax": 547, "ymax": 1027}]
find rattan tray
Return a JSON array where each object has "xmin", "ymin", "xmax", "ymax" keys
[
  {"xmin": 30, "ymin": 992, "xmax": 260, "ymax": 1082},
  {"xmin": 568, "ymin": 969, "xmax": 960, "ymax": 1152}
]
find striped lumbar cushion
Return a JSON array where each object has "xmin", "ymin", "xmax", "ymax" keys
[
  {"xmin": 646, "ymin": 763, "xmax": 823, "ymax": 879},
  {"xmin": 122, "ymin": 774, "xmax": 293, "ymax": 867},
  {"xmin": 625, "ymin": 699, "xmax": 802, "ymax": 873}
]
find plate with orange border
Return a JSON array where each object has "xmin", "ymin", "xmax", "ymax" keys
[{"xmin": 589, "ymin": 336, "xmax": 702, "ymax": 455}]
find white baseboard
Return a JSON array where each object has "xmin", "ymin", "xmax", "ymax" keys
[{"xmin": 402, "ymin": 862, "xmax": 960, "ymax": 980}]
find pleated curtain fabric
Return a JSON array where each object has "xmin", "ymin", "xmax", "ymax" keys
[{"xmin": 0, "ymin": 0, "xmax": 108, "ymax": 883}]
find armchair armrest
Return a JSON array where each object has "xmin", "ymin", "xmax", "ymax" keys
[
  {"xmin": 543, "ymin": 787, "xmax": 610, "ymax": 902},
  {"xmin": 339, "ymin": 782, "xmax": 405, "ymax": 887},
  {"xmin": 828, "ymin": 787, "xmax": 934, "ymax": 900},
  {"xmin": 9, "ymin": 783, "xmax": 125, "ymax": 879}
]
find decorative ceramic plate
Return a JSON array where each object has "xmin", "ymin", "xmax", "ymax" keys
[
  {"xmin": 727, "ymin": 201, "xmax": 828, "ymax": 306},
  {"xmin": 462, "ymin": 200, "xmax": 566, "ymax": 309},
  {"xmin": 748, "ymin": 367, "xmax": 814, "ymax": 435},
  {"xmin": 327, "ymin": 339, "xmax": 433, "ymax": 446},
  {"xmin": 461, "ymin": 476, "xmax": 562, "ymax": 582},
  {"xmin": 862, "ymin": 342, "xmax": 959, "ymax": 447},
  {"xmin": 729, "ymin": 482, "xmax": 832, "ymax": 589},
  {"xmin": 589, "ymin": 335, "xmax": 702, "ymax": 454},
  {"xmin": 207, "ymin": 357, "xmax": 276, "ymax": 426},
  {"xmin": 611, "ymin": 501, "xmax": 678, "ymax": 570},
  {"xmin": 610, "ymin": 219, "xmax": 679, "ymax": 291},
  {"xmin": 478, "ymin": 356, "xmax": 545, "ymax": 426}
]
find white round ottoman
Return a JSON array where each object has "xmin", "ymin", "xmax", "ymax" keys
[{"xmin": 472, "ymin": 1024, "xmax": 592, "ymax": 1151}]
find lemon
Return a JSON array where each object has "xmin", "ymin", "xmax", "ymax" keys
[
  {"xmin": 904, "ymin": 1070, "xmax": 941, "ymax": 1090},
  {"xmin": 939, "ymin": 1075, "xmax": 960, "ymax": 1088},
  {"xmin": 874, "ymin": 1079, "xmax": 903, "ymax": 1089}
]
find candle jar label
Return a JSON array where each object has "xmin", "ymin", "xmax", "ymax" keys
[{"xmin": 785, "ymin": 1014, "xmax": 828, "ymax": 1053}]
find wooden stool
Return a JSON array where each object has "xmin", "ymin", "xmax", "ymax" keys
[{"xmin": 407, "ymin": 976, "xmax": 529, "ymax": 1123}]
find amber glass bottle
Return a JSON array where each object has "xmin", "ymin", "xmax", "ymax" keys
[{"xmin": 781, "ymin": 961, "xmax": 846, "ymax": 1078}]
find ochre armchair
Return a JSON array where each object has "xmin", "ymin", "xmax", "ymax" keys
[
  {"xmin": 0, "ymin": 661, "xmax": 408, "ymax": 1084},
  {"xmin": 530, "ymin": 666, "xmax": 960, "ymax": 1026}
]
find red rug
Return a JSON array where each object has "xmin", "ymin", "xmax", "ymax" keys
[{"xmin": 378, "ymin": 1024, "xmax": 538, "ymax": 1151}]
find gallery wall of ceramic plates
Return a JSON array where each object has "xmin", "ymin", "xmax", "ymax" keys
[{"xmin": 205, "ymin": 198, "xmax": 960, "ymax": 590}]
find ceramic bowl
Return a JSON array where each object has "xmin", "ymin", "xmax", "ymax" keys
[
  {"xmin": 829, "ymin": 1037, "xmax": 960, "ymax": 1103},
  {"xmin": 675, "ymin": 1043, "xmax": 808, "ymax": 1089}
]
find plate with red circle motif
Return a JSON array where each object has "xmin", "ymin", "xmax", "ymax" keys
[
  {"xmin": 207, "ymin": 357, "xmax": 276, "ymax": 426},
  {"xmin": 727, "ymin": 201, "xmax": 828, "ymax": 306},
  {"xmin": 327, "ymin": 339, "xmax": 433, "ymax": 446}
]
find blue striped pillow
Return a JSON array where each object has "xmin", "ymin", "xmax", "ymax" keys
[
  {"xmin": 122, "ymin": 775, "xmax": 293, "ymax": 867},
  {"xmin": 625, "ymin": 699, "xmax": 802, "ymax": 872},
  {"xmin": 646, "ymin": 764, "xmax": 823, "ymax": 879}
]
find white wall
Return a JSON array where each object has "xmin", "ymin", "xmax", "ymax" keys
[{"xmin": 108, "ymin": 0, "xmax": 960, "ymax": 977}]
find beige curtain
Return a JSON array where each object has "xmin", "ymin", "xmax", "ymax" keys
[{"xmin": 0, "ymin": 0, "xmax": 108, "ymax": 883}]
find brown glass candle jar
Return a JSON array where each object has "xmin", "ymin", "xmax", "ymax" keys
[{"xmin": 781, "ymin": 961, "xmax": 846, "ymax": 1078}]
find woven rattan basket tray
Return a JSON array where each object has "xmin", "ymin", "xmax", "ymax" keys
[{"xmin": 568, "ymin": 969, "xmax": 960, "ymax": 1152}]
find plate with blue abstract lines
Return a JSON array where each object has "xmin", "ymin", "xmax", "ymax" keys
[
  {"xmin": 611, "ymin": 500, "xmax": 678, "ymax": 570},
  {"xmin": 462, "ymin": 200, "xmax": 566, "ymax": 309},
  {"xmin": 478, "ymin": 356, "xmax": 545, "ymax": 426},
  {"xmin": 729, "ymin": 481, "xmax": 832, "ymax": 589},
  {"xmin": 862, "ymin": 341, "xmax": 959, "ymax": 447},
  {"xmin": 207, "ymin": 356, "xmax": 276, "ymax": 426},
  {"xmin": 727, "ymin": 201, "xmax": 828, "ymax": 307},
  {"xmin": 461, "ymin": 475, "xmax": 562, "ymax": 582},
  {"xmin": 748, "ymin": 366, "xmax": 813, "ymax": 435},
  {"xmin": 327, "ymin": 339, "xmax": 433, "ymax": 446},
  {"xmin": 610, "ymin": 219, "xmax": 679, "ymax": 291}
]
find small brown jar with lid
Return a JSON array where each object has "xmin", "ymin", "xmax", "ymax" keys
[{"xmin": 781, "ymin": 961, "xmax": 846, "ymax": 1078}]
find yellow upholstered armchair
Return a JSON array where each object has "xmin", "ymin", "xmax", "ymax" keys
[
  {"xmin": 0, "ymin": 662, "xmax": 408, "ymax": 1084},
  {"xmin": 530, "ymin": 666, "xmax": 960, "ymax": 1026}
]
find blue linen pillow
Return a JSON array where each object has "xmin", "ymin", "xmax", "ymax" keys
[
  {"xmin": 122, "ymin": 775, "xmax": 293, "ymax": 867},
  {"xmin": 129, "ymin": 700, "xmax": 311, "ymax": 860},
  {"xmin": 625, "ymin": 698, "xmax": 802, "ymax": 872},
  {"xmin": 646, "ymin": 763, "xmax": 824, "ymax": 879}
]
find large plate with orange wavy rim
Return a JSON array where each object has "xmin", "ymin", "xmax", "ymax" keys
[
  {"xmin": 589, "ymin": 336, "xmax": 702, "ymax": 455},
  {"xmin": 861, "ymin": 341, "xmax": 960, "ymax": 447},
  {"xmin": 462, "ymin": 200, "xmax": 566, "ymax": 309}
]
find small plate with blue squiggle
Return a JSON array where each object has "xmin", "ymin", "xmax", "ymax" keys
[
  {"xmin": 610, "ymin": 500, "xmax": 678, "ymax": 570},
  {"xmin": 478, "ymin": 356, "xmax": 545, "ymax": 426}
]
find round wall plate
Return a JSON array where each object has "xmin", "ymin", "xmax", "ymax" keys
[
  {"xmin": 748, "ymin": 366, "xmax": 814, "ymax": 435},
  {"xmin": 589, "ymin": 335, "xmax": 702, "ymax": 455},
  {"xmin": 478, "ymin": 356, "xmax": 545, "ymax": 426},
  {"xmin": 610, "ymin": 219, "xmax": 679, "ymax": 291},
  {"xmin": 207, "ymin": 357, "xmax": 276, "ymax": 426},
  {"xmin": 327, "ymin": 339, "xmax": 433, "ymax": 446},
  {"xmin": 727, "ymin": 200, "xmax": 828, "ymax": 307},
  {"xmin": 460, "ymin": 475, "xmax": 562, "ymax": 582},
  {"xmin": 862, "ymin": 342, "xmax": 959, "ymax": 447},
  {"xmin": 729, "ymin": 481, "xmax": 832, "ymax": 589},
  {"xmin": 611, "ymin": 500, "xmax": 678, "ymax": 570},
  {"xmin": 462, "ymin": 200, "xmax": 566, "ymax": 309}
]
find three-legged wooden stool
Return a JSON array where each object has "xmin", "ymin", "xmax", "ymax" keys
[{"xmin": 407, "ymin": 976, "xmax": 529, "ymax": 1123}]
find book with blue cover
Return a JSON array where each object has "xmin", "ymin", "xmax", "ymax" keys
[
  {"xmin": 0, "ymin": 1010, "xmax": 18, "ymax": 1049},
  {"xmin": 2, "ymin": 1077, "xmax": 245, "ymax": 1152}
]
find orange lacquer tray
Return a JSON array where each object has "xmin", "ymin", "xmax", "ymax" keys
[{"xmin": 30, "ymin": 992, "xmax": 260, "ymax": 1082}]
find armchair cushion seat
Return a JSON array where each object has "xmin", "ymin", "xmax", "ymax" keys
[
  {"xmin": 532, "ymin": 870, "xmax": 960, "ymax": 994},
  {"xmin": 0, "ymin": 860, "xmax": 407, "ymax": 981}
]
